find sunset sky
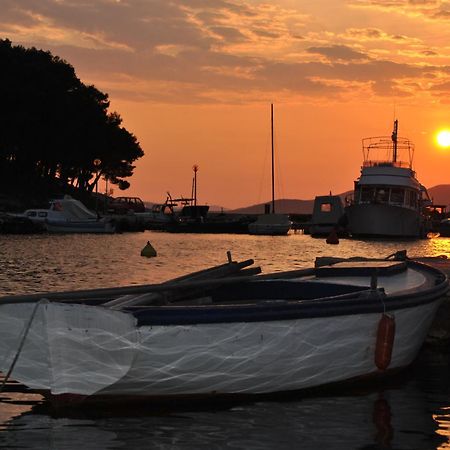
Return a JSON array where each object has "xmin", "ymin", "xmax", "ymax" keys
[{"xmin": 2, "ymin": 0, "xmax": 450, "ymax": 208}]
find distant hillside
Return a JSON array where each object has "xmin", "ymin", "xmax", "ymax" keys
[
  {"xmin": 231, "ymin": 199, "xmax": 315, "ymax": 215},
  {"xmin": 231, "ymin": 194, "xmax": 351, "ymax": 215},
  {"xmin": 428, "ymin": 185, "xmax": 450, "ymax": 206},
  {"xmin": 230, "ymin": 185, "xmax": 450, "ymax": 215}
]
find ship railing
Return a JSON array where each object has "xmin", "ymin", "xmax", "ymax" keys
[
  {"xmin": 362, "ymin": 160, "xmax": 413, "ymax": 169},
  {"xmin": 362, "ymin": 135, "xmax": 414, "ymax": 166},
  {"xmin": 362, "ymin": 136, "xmax": 414, "ymax": 152}
]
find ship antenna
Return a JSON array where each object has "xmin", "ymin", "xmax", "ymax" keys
[{"xmin": 391, "ymin": 119, "xmax": 398, "ymax": 163}]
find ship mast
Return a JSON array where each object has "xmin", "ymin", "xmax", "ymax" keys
[
  {"xmin": 192, "ymin": 165, "xmax": 198, "ymax": 207},
  {"xmin": 271, "ymin": 103, "xmax": 275, "ymax": 214},
  {"xmin": 391, "ymin": 119, "xmax": 398, "ymax": 163}
]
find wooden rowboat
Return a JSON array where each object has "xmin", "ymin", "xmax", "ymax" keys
[{"xmin": 0, "ymin": 253, "xmax": 447, "ymax": 407}]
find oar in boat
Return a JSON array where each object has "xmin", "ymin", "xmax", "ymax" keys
[
  {"xmin": 0, "ymin": 258, "xmax": 256, "ymax": 306},
  {"xmin": 0, "ymin": 266, "xmax": 316, "ymax": 306},
  {"xmin": 104, "ymin": 258, "xmax": 257, "ymax": 308}
]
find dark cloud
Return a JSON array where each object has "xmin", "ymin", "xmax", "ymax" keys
[
  {"xmin": 307, "ymin": 45, "xmax": 368, "ymax": 61},
  {"xmin": 350, "ymin": 0, "xmax": 450, "ymax": 20},
  {"xmin": 422, "ymin": 49, "xmax": 438, "ymax": 55},
  {"xmin": 364, "ymin": 28, "xmax": 382, "ymax": 38},
  {"xmin": 1, "ymin": 0, "xmax": 449, "ymax": 104},
  {"xmin": 430, "ymin": 81, "xmax": 450, "ymax": 91},
  {"xmin": 371, "ymin": 79, "xmax": 411, "ymax": 96},
  {"xmin": 252, "ymin": 29, "xmax": 281, "ymax": 39},
  {"xmin": 1, "ymin": 0, "xmax": 217, "ymax": 50},
  {"xmin": 209, "ymin": 26, "xmax": 247, "ymax": 42}
]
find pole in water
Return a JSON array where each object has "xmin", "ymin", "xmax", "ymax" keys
[{"xmin": 141, "ymin": 241, "xmax": 157, "ymax": 257}]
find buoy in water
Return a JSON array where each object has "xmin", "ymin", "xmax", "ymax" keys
[
  {"xmin": 141, "ymin": 241, "xmax": 157, "ymax": 257},
  {"xmin": 326, "ymin": 229, "xmax": 339, "ymax": 245},
  {"xmin": 375, "ymin": 313, "xmax": 395, "ymax": 370}
]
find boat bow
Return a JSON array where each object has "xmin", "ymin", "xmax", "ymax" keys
[{"xmin": 0, "ymin": 302, "xmax": 138, "ymax": 395}]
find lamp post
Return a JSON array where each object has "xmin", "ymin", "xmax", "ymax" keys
[{"xmin": 93, "ymin": 158, "xmax": 101, "ymax": 215}]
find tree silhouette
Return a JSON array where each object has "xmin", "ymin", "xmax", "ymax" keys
[{"xmin": 0, "ymin": 39, "xmax": 143, "ymax": 203}]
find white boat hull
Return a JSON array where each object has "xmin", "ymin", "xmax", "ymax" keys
[
  {"xmin": 101, "ymin": 301, "xmax": 439, "ymax": 397},
  {"xmin": 0, "ymin": 297, "xmax": 441, "ymax": 399},
  {"xmin": 45, "ymin": 220, "xmax": 116, "ymax": 234}
]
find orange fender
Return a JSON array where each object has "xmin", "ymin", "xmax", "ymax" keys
[{"xmin": 375, "ymin": 314, "xmax": 395, "ymax": 370}]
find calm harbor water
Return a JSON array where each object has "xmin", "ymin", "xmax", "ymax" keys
[{"xmin": 0, "ymin": 231, "xmax": 449, "ymax": 449}]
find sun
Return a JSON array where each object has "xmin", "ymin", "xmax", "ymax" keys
[{"xmin": 436, "ymin": 130, "xmax": 450, "ymax": 148}]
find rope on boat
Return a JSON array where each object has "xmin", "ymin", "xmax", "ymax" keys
[{"xmin": 0, "ymin": 299, "xmax": 46, "ymax": 393}]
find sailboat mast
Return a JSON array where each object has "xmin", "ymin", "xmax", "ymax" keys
[{"xmin": 271, "ymin": 103, "xmax": 275, "ymax": 214}]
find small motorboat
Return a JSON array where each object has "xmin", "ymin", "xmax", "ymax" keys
[
  {"xmin": 0, "ymin": 253, "xmax": 447, "ymax": 407},
  {"xmin": 309, "ymin": 194, "xmax": 346, "ymax": 237},
  {"xmin": 21, "ymin": 196, "xmax": 116, "ymax": 234}
]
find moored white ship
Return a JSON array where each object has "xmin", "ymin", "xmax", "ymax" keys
[{"xmin": 345, "ymin": 120, "xmax": 432, "ymax": 238}]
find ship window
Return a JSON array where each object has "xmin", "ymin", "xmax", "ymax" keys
[
  {"xmin": 375, "ymin": 188, "xmax": 389, "ymax": 203},
  {"xmin": 360, "ymin": 187, "xmax": 375, "ymax": 202},
  {"xmin": 409, "ymin": 191, "xmax": 418, "ymax": 208},
  {"xmin": 26, "ymin": 211, "xmax": 37, "ymax": 217},
  {"xmin": 38, "ymin": 212, "xmax": 48, "ymax": 217},
  {"xmin": 405, "ymin": 190, "xmax": 410, "ymax": 206},
  {"xmin": 321, "ymin": 203, "xmax": 332, "ymax": 212},
  {"xmin": 390, "ymin": 188, "xmax": 404, "ymax": 205}
]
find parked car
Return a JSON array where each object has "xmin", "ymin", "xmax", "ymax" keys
[{"xmin": 107, "ymin": 197, "xmax": 146, "ymax": 214}]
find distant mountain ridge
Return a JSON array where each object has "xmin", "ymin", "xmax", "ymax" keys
[
  {"xmin": 229, "ymin": 184, "xmax": 450, "ymax": 215},
  {"xmin": 427, "ymin": 185, "xmax": 450, "ymax": 206}
]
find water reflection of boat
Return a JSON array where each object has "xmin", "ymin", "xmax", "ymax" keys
[
  {"xmin": 0, "ymin": 382, "xmax": 446, "ymax": 450},
  {"xmin": 345, "ymin": 120, "xmax": 432, "ymax": 238},
  {"xmin": 0, "ymin": 254, "xmax": 447, "ymax": 406}
]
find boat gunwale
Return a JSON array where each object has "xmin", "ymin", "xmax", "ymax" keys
[
  {"xmin": 0, "ymin": 261, "xmax": 446, "ymax": 326},
  {"xmin": 130, "ymin": 285, "xmax": 447, "ymax": 326},
  {"xmin": 130, "ymin": 261, "xmax": 448, "ymax": 326}
]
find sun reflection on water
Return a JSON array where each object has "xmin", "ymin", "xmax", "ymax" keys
[{"xmin": 434, "ymin": 407, "xmax": 450, "ymax": 449}]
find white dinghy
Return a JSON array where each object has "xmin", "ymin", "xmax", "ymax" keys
[{"xmin": 0, "ymin": 253, "xmax": 447, "ymax": 407}]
